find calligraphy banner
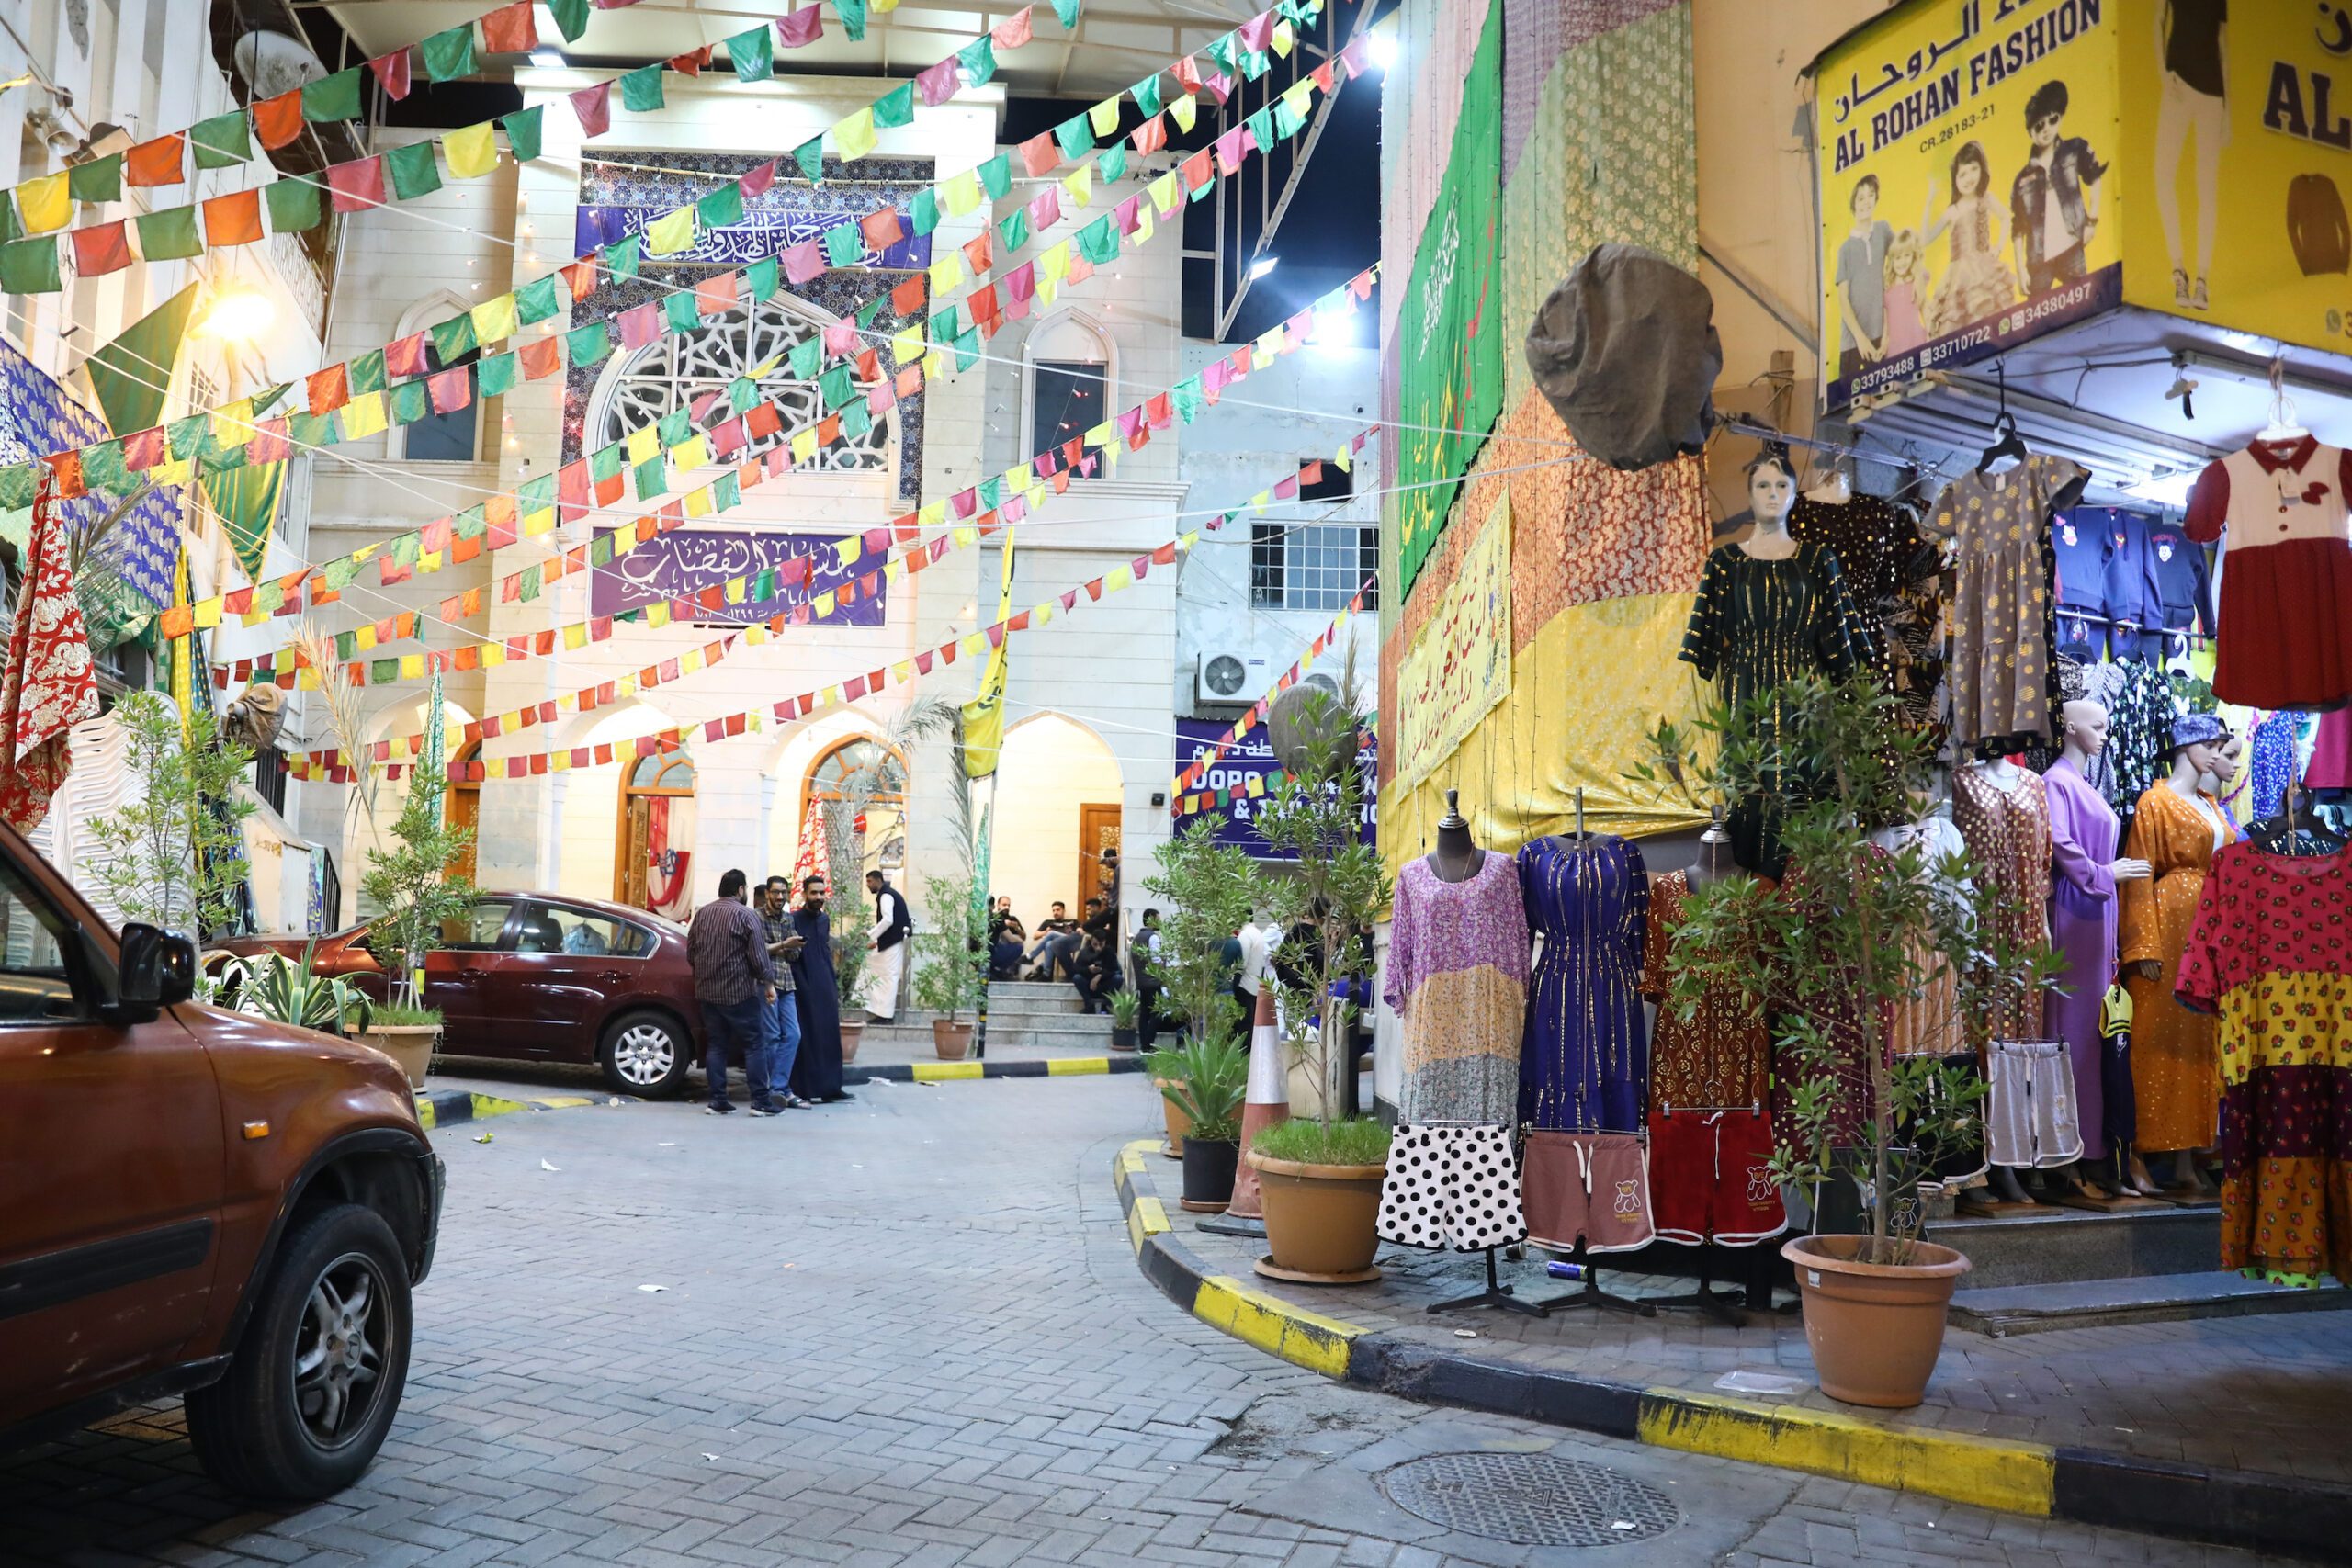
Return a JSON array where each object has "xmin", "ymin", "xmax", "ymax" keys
[
  {"xmin": 574, "ymin": 203, "xmax": 932, "ymax": 272},
  {"xmin": 1395, "ymin": 490, "xmax": 1511, "ymax": 794},
  {"xmin": 1392, "ymin": 1, "xmax": 1503, "ymax": 598},
  {"xmin": 1814, "ymin": 0, "xmax": 2121, "ymax": 412},
  {"xmin": 1174, "ymin": 717, "xmax": 1376, "ymax": 861},
  {"xmin": 587, "ymin": 527, "xmax": 886, "ymax": 626}
]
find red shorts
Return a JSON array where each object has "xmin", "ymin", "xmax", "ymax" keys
[
  {"xmin": 1647, "ymin": 1109, "xmax": 1786, "ymax": 1245},
  {"xmin": 1521, "ymin": 1131, "xmax": 1655, "ymax": 1254}
]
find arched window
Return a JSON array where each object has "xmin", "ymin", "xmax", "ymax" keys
[
  {"xmin": 616, "ymin": 750, "xmax": 697, "ymax": 910},
  {"xmin": 1023, "ymin": 310, "xmax": 1115, "ymax": 461},
  {"xmin": 802, "ymin": 737, "xmax": 906, "ymax": 883},
  {"xmin": 390, "ymin": 292, "xmax": 481, "ymax": 464},
  {"xmin": 588, "ymin": 293, "xmax": 891, "ymax": 474}
]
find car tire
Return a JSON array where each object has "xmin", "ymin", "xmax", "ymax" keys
[
  {"xmin": 599, "ymin": 1010, "xmax": 694, "ymax": 1099},
  {"xmin": 185, "ymin": 1202, "xmax": 412, "ymax": 1501}
]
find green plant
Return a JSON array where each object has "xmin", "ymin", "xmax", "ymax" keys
[
  {"xmin": 356, "ymin": 769, "xmax": 476, "ymax": 1008},
  {"xmin": 365, "ymin": 1000, "xmax": 445, "ymax": 1028},
  {"xmin": 1106, "ymin": 987, "xmax": 1143, "ymax": 1029},
  {"xmin": 231, "ymin": 942, "xmax": 375, "ymax": 1036},
  {"xmin": 1250, "ymin": 642, "xmax": 1387, "ymax": 1124},
  {"xmin": 833, "ymin": 921, "xmax": 870, "ymax": 1012},
  {"xmin": 1144, "ymin": 815, "xmax": 1260, "ymax": 1046},
  {"xmin": 911, "ymin": 870, "xmax": 989, "ymax": 1021},
  {"xmin": 1250, "ymin": 1116, "xmax": 1392, "ymax": 1166},
  {"xmin": 1153, "ymin": 1033, "xmax": 1247, "ymax": 1142},
  {"xmin": 1640, "ymin": 672, "xmax": 2060, "ymax": 1264},
  {"xmin": 86, "ymin": 690, "xmax": 256, "ymax": 941}
]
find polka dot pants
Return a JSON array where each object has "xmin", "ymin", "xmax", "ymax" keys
[{"xmin": 1376, "ymin": 1122, "xmax": 1527, "ymax": 1252}]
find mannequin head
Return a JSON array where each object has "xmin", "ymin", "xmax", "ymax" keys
[
  {"xmin": 2060, "ymin": 698, "xmax": 2110, "ymax": 761},
  {"xmin": 1747, "ymin": 455, "xmax": 1797, "ymax": 529},
  {"xmin": 2165, "ymin": 712, "xmax": 2230, "ymax": 789},
  {"xmin": 2201, "ymin": 729, "xmax": 2245, "ymax": 795}
]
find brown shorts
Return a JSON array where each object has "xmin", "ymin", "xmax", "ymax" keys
[{"xmin": 1521, "ymin": 1130, "xmax": 1656, "ymax": 1254}]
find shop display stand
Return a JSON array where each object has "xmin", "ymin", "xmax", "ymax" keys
[
  {"xmin": 1426, "ymin": 1246, "xmax": 1554, "ymax": 1318},
  {"xmin": 1536, "ymin": 1238, "xmax": 1655, "ymax": 1317},
  {"xmin": 1644, "ymin": 1238, "xmax": 1747, "ymax": 1325}
]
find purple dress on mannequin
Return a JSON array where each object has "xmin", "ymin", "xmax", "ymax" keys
[{"xmin": 2043, "ymin": 756, "xmax": 2120, "ymax": 1156}]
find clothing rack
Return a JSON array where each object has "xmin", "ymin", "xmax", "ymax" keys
[{"xmin": 1643, "ymin": 1098, "xmax": 1770, "ymax": 1325}]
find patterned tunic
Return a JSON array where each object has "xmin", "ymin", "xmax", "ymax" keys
[
  {"xmin": 1925, "ymin": 456, "xmax": 2088, "ymax": 753},
  {"xmin": 1951, "ymin": 764, "xmax": 2054, "ymax": 1042},
  {"xmin": 2177, "ymin": 844, "xmax": 2352, "ymax": 1282},
  {"xmin": 1679, "ymin": 542, "xmax": 1867, "ymax": 877},
  {"xmin": 1518, "ymin": 835, "xmax": 1649, "ymax": 1132},
  {"xmin": 1639, "ymin": 869, "xmax": 1770, "ymax": 1110},
  {"xmin": 1791, "ymin": 494, "xmax": 1944, "ymax": 739},
  {"xmin": 1384, "ymin": 852, "xmax": 1530, "ymax": 1124},
  {"xmin": 2121, "ymin": 784, "xmax": 2232, "ymax": 1151}
]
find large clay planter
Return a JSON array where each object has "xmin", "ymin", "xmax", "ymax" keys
[
  {"xmin": 1782, "ymin": 1234, "xmax": 1971, "ymax": 1409},
  {"xmin": 1251, "ymin": 1153, "xmax": 1384, "ymax": 1282},
  {"xmin": 932, "ymin": 1020, "xmax": 975, "ymax": 1059},
  {"xmin": 350, "ymin": 1023, "xmax": 440, "ymax": 1089},
  {"xmin": 1180, "ymin": 1138, "xmax": 1239, "ymax": 1213},
  {"xmin": 1153, "ymin": 1077, "xmax": 1191, "ymax": 1160},
  {"xmin": 840, "ymin": 1020, "xmax": 865, "ymax": 1063}
]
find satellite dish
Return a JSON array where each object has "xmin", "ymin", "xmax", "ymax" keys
[
  {"xmin": 1268, "ymin": 681, "xmax": 1355, "ymax": 781},
  {"xmin": 234, "ymin": 29, "xmax": 329, "ymax": 101}
]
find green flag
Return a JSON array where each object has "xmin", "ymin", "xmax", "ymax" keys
[
  {"xmin": 265, "ymin": 177, "xmax": 322, "ymax": 232},
  {"xmin": 87, "ymin": 282, "xmax": 201, "ymax": 435},
  {"xmin": 190, "ymin": 111, "xmax": 251, "ymax": 169},
  {"xmin": 200, "ymin": 462, "xmax": 285, "ymax": 579},
  {"xmin": 421, "ymin": 25, "xmax": 476, "ymax": 83}
]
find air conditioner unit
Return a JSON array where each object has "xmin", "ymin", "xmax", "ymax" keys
[{"xmin": 1195, "ymin": 649, "xmax": 1250, "ymax": 705}]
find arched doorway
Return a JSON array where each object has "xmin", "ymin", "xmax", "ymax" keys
[
  {"xmin": 802, "ymin": 737, "xmax": 906, "ymax": 890},
  {"xmin": 991, "ymin": 714, "xmax": 1122, "ymax": 931},
  {"xmin": 616, "ymin": 751, "xmax": 696, "ymax": 916},
  {"xmin": 445, "ymin": 739, "xmax": 481, "ymax": 883}
]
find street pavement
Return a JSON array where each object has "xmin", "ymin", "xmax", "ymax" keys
[{"xmin": 0, "ymin": 1075, "xmax": 2272, "ymax": 1567}]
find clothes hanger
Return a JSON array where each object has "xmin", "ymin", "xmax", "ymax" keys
[
  {"xmin": 2252, "ymin": 773, "xmax": 2344, "ymax": 855},
  {"xmin": 2257, "ymin": 358, "xmax": 2310, "ymax": 444},
  {"xmin": 1977, "ymin": 366, "xmax": 2030, "ymax": 474}
]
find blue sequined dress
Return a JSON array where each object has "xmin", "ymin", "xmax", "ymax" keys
[{"xmin": 1517, "ymin": 834, "xmax": 1650, "ymax": 1132}]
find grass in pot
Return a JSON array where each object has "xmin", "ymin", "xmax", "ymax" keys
[
  {"xmin": 1107, "ymin": 987, "xmax": 1143, "ymax": 1051},
  {"xmin": 1157, "ymin": 1036, "xmax": 1247, "ymax": 1212},
  {"xmin": 1640, "ymin": 673, "xmax": 2057, "ymax": 1407}
]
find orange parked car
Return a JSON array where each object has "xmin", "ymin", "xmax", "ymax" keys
[{"xmin": 0, "ymin": 820, "xmax": 440, "ymax": 1499}]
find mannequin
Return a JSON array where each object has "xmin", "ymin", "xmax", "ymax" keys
[
  {"xmin": 1684, "ymin": 805, "xmax": 1739, "ymax": 888},
  {"xmin": 1430, "ymin": 788, "xmax": 1484, "ymax": 883},
  {"xmin": 1804, "ymin": 451, "xmax": 1853, "ymax": 506},
  {"xmin": 1382, "ymin": 788, "xmax": 1529, "ymax": 1127},
  {"xmin": 2046, "ymin": 700, "xmax": 2154, "ymax": 1199},
  {"xmin": 1952, "ymin": 754, "xmax": 2061, "ymax": 1204},
  {"xmin": 1741, "ymin": 457, "xmax": 1802, "ymax": 559},
  {"xmin": 2119, "ymin": 716, "xmax": 2233, "ymax": 1195}
]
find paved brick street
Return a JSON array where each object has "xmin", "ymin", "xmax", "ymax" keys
[{"xmin": 0, "ymin": 1077, "xmax": 2274, "ymax": 1566}]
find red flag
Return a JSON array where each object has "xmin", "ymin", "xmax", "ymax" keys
[
  {"xmin": 481, "ymin": 1, "xmax": 537, "ymax": 53},
  {"xmin": 570, "ymin": 80, "xmax": 613, "ymax": 137},
  {"xmin": 70, "ymin": 222, "xmax": 130, "ymax": 276},
  {"xmin": 370, "ymin": 48, "xmax": 413, "ymax": 99}
]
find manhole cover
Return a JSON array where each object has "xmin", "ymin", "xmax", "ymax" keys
[{"xmin": 1376, "ymin": 1451, "xmax": 1680, "ymax": 1547}]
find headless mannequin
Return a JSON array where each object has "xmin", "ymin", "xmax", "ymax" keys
[
  {"xmin": 1966, "ymin": 755, "xmax": 2040, "ymax": 1205},
  {"xmin": 2052, "ymin": 701, "xmax": 2154, "ymax": 1199},
  {"xmin": 1685, "ymin": 806, "xmax": 1742, "ymax": 888},
  {"xmin": 1740, "ymin": 457, "xmax": 1802, "ymax": 560},
  {"xmin": 2128, "ymin": 737, "xmax": 2228, "ymax": 1193},
  {"xmin": 1430, "ymin": 788, "xmax": 1485, "ymax": 884}
]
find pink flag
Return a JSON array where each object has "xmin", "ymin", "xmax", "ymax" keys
[
  {"xmin": 327, "ymin": 155, "xmax": 387, "ymax": 213},
  {"xmin": 916, "ymin": 55, "xmax": 960, "ymax": 107},
  {"xmin": 990, "ymin": 7, "xmax": 1033, "ymax": 48},
  {"xmin": 784, "ymin": 239, "xmax": 825, "ymax": 284},
  {"xmin": 1214, "ymin": 127, "xmax": 1246, "ymax": 175},
  {"xmin": 248, "ymin": 417, "xmax": 292, "ymax": 463},
  {"xmin": 427, "ymin": 368, "xmax": 473, "ymax": 414},
  {"xmin": 1238, "ymin": 12, "xmax": 1274, "ymax": 52},
  {"xmin": 369, "ymin": 48, "xmax": 412, "ymax": 99},
  {"xmin": 570, "ymin": 80, "xmax": 612, "ymax": 136},
  {"xmin": 775, "ymin": 6, "xmax": 822, "ymax": 47},
  {"xmin": 616, "ymin": 301, "xmax": 662, "ymax": 348},
  {"xmin": 1027, "ymin": 186, "xmax": 1060, "ymax": 230},
  {"xmin": 385, "ymin": 333, "xmax": 433, "ymax": 378},
  {"xmin": 1005, "ymin": 262, "xmax": 1036, "ymax": 303},
  {"xmin": 951, "ymin": 488, "xmax": 977, "ymax": 520},
  {"xmin": 823, "ymin": 321, "xmax": 855, "ymax": 356},
  {"xmin": 1114, "ymin": 195, "xmax": 1141, "ymax": 234},
  {"xmin": 866, "ymin": 382, "xmax": 896, "ymax": 415},
  {"xmin": 739, "ymin": 159, "xmax": 777, "ymax": 198}
]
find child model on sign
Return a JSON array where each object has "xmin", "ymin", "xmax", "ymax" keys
[
  {"xmin": 1880, "ymin": 229, "xmax": 1928, "ymax": 357},
  {"xmin": 1922, "ymin": 140, "xmax": 2017, "ymax": 334}
]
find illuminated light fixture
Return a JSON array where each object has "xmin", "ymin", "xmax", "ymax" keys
[
  {"xmin": 1366, "ymin": 28, "xmax": 1399, "ymax": 69},
  {"xmin": 1248, "ymin": 254, "xmax": 1278, "ymax": 279},
  {"xmin": 2124, "ymin": 471, "xmax": 2197, "ymax": 509},
  {"xmin": 198, "ymin": 283, "xmax": 277, "ymax": 343},
  {"xmin": 530, "ymin": 44, "xmax": 566, "ymax": 68}
]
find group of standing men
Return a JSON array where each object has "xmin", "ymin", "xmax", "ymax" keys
[{"xmin": 684, "ymin": 868, "xmax": 859, "ymax": 1115}]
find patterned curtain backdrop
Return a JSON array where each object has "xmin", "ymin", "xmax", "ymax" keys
[
  {"xmin": 1390, "ymin": 2, "xmax": 1504, "ymax": 596},
  {"xmin": 0, "ymin": 334, "xmax": 181, "ymax": 614}
]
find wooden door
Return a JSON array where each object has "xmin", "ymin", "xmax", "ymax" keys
[
  {"xmin": 1078, "ymin": 803, "xmax": 1121, "ymax": 908},
  {"xmin": 445, "ymin": 781, "xmax": 480, "ymax": 883}
]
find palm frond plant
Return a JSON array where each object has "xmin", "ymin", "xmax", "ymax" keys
[
  {"xmin": 233, "ymin": 941, "xmax": 376, "ymax": 1037},
  {"xmin": 1106, "ymin": 987, "xmax": 1143, "ymax": 1030},
  {"xmin": 1148, "ymin": 1034, "xmax": 1247, "ymax": 1142}
]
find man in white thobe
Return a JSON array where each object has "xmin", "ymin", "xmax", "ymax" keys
[{"xmin": 863, "ymin": 869, "xmax": 912, "ymax": 1021}]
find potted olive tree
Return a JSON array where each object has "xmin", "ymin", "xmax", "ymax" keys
[
  {"xmin": 354, "ymin": 759, "xmax": 475, "ymax": 1086},
  {"xmin": 1144, "ymin": 816, "xmax": 1258, "ymax": 1156},
  {"xmin": 1247, "ymin": 671, "xmax": 1393, "ymax": 1281},
  {"xmin": 912, "ymin": 870, "xmax": 988, "ymax": 1058},
  {"xmin": 1644, "ymin": 673, "xmax": 2057, "ymax": 1407},
  {"xmin": 1150, "ymin": 1035, "xmax": 1248, "ymax": 1212}
]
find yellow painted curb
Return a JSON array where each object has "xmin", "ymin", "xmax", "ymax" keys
[
  {"xmin": 416, "ymin": 1097, "xmax": 439, "ymax": 1132},
  {"xmin": 1046, "ymin": 1056, "xmax": 1110, "ymax": 1076},
  {"xmin": 910, "ymin": 1060, "xmax": 986, "ymax": 1081},
  {"xmin": 1125, "ymin": 1196, "xmax": 1170, "ymax": 1253},
  {"xmin": 1117, "ymin": 1140, "xmax": 1155, "ymax": 1179},
  {"xmin": 1192, "ymin": 1274, "xmax": 1366, "ymax": 1379},
  {"xmin": 1637, "ymin": 1389, "xmax": 2054, "ymax": 1517}
]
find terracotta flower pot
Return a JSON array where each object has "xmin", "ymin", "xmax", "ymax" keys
[
  {"xmin": 840, "ymin": 1020, "xmax": 865, "ymax": 1063},
  {"xmin": 932, "ymin": 1020, "xmax": 975, "ymax": 1059},
  {"xmin": 1781, "ymin": 1233, "xmax": 1971, "ymax": 1409},
  {"xmin": 349, "ymin": 1023, "xmax": 440, "ymax": 1089},
  {"xmin": 1180, "ymin": 1138, "xmax": 1239, "ymax": 1212},
  {"xmin": 1153, "ymin": 1077, "xmax": 1191, "ymax": 1160},
  {"xmin": 1250, "ymin": 1153, "xmax": 1385, "ymax": 1280}
]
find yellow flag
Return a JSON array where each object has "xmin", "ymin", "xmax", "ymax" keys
[
  {"xmin": 943, "ymin": 169, "xmax": 981, "ymax": 216},
  {"xmin": 523, "ymin": 506, "xmax": 557, "ymax": 535},
  {"xmin": 339, "ymin": 392, "xmax": 387, "ymax": 439},
  {"xmin": 961, "ymin": 524, "xmax": 1018, "ymax": 774},
  {"xmin": 918, "ymin": 499, "xmax": 948, "ymax": 526},
  {"xmin": 684, "ymin": 485, "xmax": 714, "ymax": 517},
  {"xmin": 1061, "ymin": 164, "xmax": 1092, "ymax": 209},
  {"xmin": 626, "ymin": 423, "xmax": 660, "ymax": 464},
  {"xmin": 646, "ymin": 207, "xmax": 696, "ymax": 255},
  {"xmin": 1148, "ymin": 172, "xmax": 1182, "ymax": 216},
  {"xmin": 671, "ymin": 433, "xmax": 710, "ymax": 471},
  {"xmin": 929, "ymin": 253, "xmax": 965, "ymax": 293},
  {"xmin": 832, "ymin": 107, "xmax": 877, "ymax": 161},
  {"xmin": 355, "ymin": 624, "xmax": 380, "ymax": 651},
  {"xmin": 1038, "ymin": 242, "xmax": 1070, "ymax": 281},
  {"xmin": 470, "ymin": 291, "xmax": 518, "ymax": 345},
  {"xmin": 790, "ymin": 427, "xmax": 819, "ymax": 462},
  {"xmin": 16, "ymin": 172, "xmax": 69, "ymax": 233},
  {"xmin": 1170, "ymin": 94, "xmax": 1198, "ymax": 133},
  {"xmin": 1089, "ymin": 98, "xmax": 1121, "ymax": 136},
  {"xmin": 444, "ymin": 120, "xmax": 500, "ymax": 177},
  {"xmin": 1134, "ymin": 202, "xmax": 1155, "ymax": 246},
  {"xmin": 893, "ymin": 326, "xmax": 924, "ymax": 365},
  {"xmin": 400, "ymin": 653, "xmax": 426, "ymax": 679},
  {"xmin": 723, "ymin": 576, "xmax": 745, "ymax": 604}
]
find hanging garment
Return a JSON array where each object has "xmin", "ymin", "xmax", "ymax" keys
[
  {"xmin": 1517, "ymin": 835, "xmax": 1649, "ymax": 1132},
  {"xmin": 2120, "ymin": 784, "xmax": 2232, "ymax": 1150},
  {"xmin": 1871, "ymin": 813, "xmax": 1971, "ymax": 1060},
  {"xmin": 1984, "ymin": 1040, "xmax": 2086, "ymax": 1168},
  {"xmin": 1925, "ymin": 456, "xmax": 2088, "ymax": 751},
  {"xmin": 2043, "ymin": 756, "xmax": 2124, "ymax": 1156},
  {"xmin": 2311, "ymin": 708, "xmax": 2352, "ymax": 792},
  {"xmin": 2099, "ymin": 982, "xmax": 2137, "ymax": 1159},
  {"xmin": 1375, "ymin": 1123, "xmax": 1527, "ymax": 1252},
  {"xmin": 1521, "ymin": 1130, "xmax": 1656, "ymax": 1253},
  {"xmin": 2247, "ymin": 711, "xmax": 2305, "ymax": 820},
  {"xmin": 0, "ymin": 479, "xmax": 99, "ymax": 831},
  {"xmin": 2051, "ymin": 506, "xmax": 2121, "ymax": 660},
  {"xmin": 1790, "ymin": 493, "xmax": 1944, "ymax": 739},
  {"xmin": 2094, "ymin": 658, "xmax": 2177, "ymax": 820},
  {"xmin": 2102, "ymin": 512, "xmax": 2216, "ymax": 663},
  {"xmin": 1679, "ymin": 543, "xmax": 1867, "ymax": 875},
  {"xmin": 2185, "ymin": 435, "xmax": 2352, "ymax": 707},
  {"xmin": 2177, "ymin": 843, "xmax": 2352, "ymax": 1281},
  {"xmin": 1646, "ymin": 1109, "xmax": 1785, "ymax": 1245},
  {"xmin": 1639, "ymin": 869, "xmax": 1772, "ymax": 1111},
  {"xmin": 1770, "ymin": 852, "xmax": 1896, "ymax": 1148},
  {"xmin": 1951, "ymin": 765, "xmax": 2055, "ymax": 1043},
  {"xmin": 1383, "ymin": 852, "xmax": 1530, "ymax": 1124}
]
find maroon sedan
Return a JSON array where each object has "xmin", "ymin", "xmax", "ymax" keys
[{"xmin": 213, "ymin": 892, "xmax": 707, "ymax": 1098}]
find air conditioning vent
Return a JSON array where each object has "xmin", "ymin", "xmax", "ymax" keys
[{"xmin": 1196, "ymin": 651, "xmax": 1250, "ymax": 704}]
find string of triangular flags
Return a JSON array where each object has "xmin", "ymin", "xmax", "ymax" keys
[
  {"xmin": 1173, "ymin": 711, "xmax": 1380, "ymax": 818},
  {"xmin": 286, "ymin": 529, "xmax": 1201, "ymax": 783},
  {"xmin": 1172, "ymin": 574, "xmax": 1372, "ymax": 798},
  {"xmin": 3, "ymin": 0, "xmax": 1344, "ymax": 500}
]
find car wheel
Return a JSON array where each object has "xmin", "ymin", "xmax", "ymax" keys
[
  {"xmin": 600, "ymin": 1010, "xmax": 693, "ymax": 1098},
  {"xmin": 185, "ymin": 1202, "xmax": 411, "ymax": 1501}
]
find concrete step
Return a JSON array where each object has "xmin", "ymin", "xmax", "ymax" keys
[
  {"xmin": 1948, "ymin": 1271, "xmax": 2349, "ymax": 1337},
  {"xmin": 988, "ymin": 995, "xmax": 1088, "ymax": 1018},
  {"xmin": 1930, "ymin": 1203, "xmax": 2222, "ymax": 1290}
]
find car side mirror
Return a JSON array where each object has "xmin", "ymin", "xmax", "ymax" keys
[{"xmin": 109, "ymin": 922, "xmax": 197, "ymax": 1024}]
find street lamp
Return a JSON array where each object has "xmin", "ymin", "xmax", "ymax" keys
[
  {"xmin": 1249, "ymin": 254, "xmax": 1278, "ymax": 279},
  {"xmin": 198, "ymin": 283, "xmax": 277, "ymax": 344}
]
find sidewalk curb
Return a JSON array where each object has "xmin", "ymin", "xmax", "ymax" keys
[
  {"xmin": 414, "ymin": 1088, "xmax": 603, "ymax": 1131},
  {"xmin": 1112, "ymin": 1141, "xmax": 2352, "ymax": 1562},
  {"xmin": 847, "ymin": 1055, "xmax": 1148, "ymax": 1085}
]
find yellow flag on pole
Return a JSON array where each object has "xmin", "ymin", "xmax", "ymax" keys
[{"xmin": 960, "ymin": 526, "xmax": 1016, "ymax": 778}]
